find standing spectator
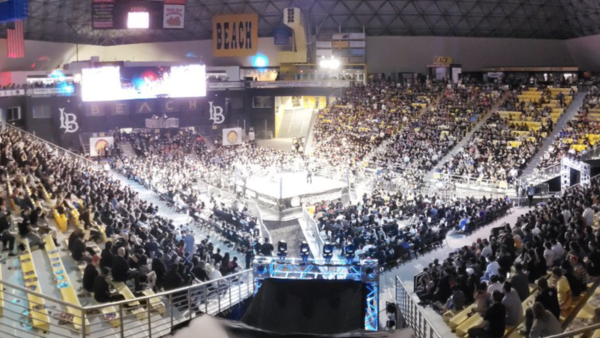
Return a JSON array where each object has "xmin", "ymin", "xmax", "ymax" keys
[
  {"xmin": 468, "ymin": 290, "xmax": 506, "ymax": 338},
  {"xmin": 583, "ymin": 203, "xmax": 595, "ymax": 227},
  {"xmin": 0, "ymin": 205, "xmax": 16, "ymax": 256},
  {"xmin": 260, "ymin": 238, "xmax": 274, "ymax": 256},
  {"xmin": 585, "ymin": 241, "xmax": 600, "ymax": 277},
  {"xmin": 551, "ymin": 268, "xmax": 572, "ymax": 317},
  {"xmin": 527, "ymin": 184, "xmax": 535, "ymax": 208}
]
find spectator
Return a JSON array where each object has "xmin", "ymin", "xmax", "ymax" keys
[
  {"xmin": 82, "ymin": 255, "xmax": 100, "ymax": 295},
  {"xmin": 510, "ymin": 263, "xmax": 530, "ymax": 301},
  {"xmin": 551, "ymin": 268, "xmax": 572, "ymax": 317},
  {"xmin": 521, "ymin": 278, "xmax": 560, "ymax": 336},
  {"xmin": 468, "ymin": 290, "xmax": 506, "ymax": 338},
  {"xmin": 529, "ymin": 302, "xmax": 562, "ymax": 338},
  {"xmin": 502, "ymin": 281, "xmax": 523, "ymax": 327},
  {"xmin": 93, "ymin": 267, "xmax": 125, "ymax": 303}
]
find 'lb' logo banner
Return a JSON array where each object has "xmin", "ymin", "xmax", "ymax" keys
[{"xmin": 212, "ymin": 14, "xmax": 258, "ymax": 57}]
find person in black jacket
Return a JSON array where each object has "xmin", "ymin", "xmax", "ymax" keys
[
  {"xmin": 112, "ymin": 247, "xmax": 141, "ymax": 290},
  {"xmin": 82, "ymin": 256, "xmax": 100, "ymax": 295},
  {"xmin": 163, "ymin": 264, "xmax": 183, "ymax": 291},
  {"xmin": 152, "ymin": 251, "xmax": 167, "ymax": 290},
  {"xmin": 100, "ymin": 241, "xmax": 114, "ymax": 270},
  {"xmin": 0, "ymin": 205, "xmax": 16, "ymax": 256},
  {"xmin": 70, "ymin": 231, "xmax": 95, "ymax": 262},
  {"xmin": 93, "ymin": 267, "xmax": 125, "ymax": 303}
]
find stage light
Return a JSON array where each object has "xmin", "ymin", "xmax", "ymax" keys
[
  {"xmin": 128, "ymin": 12, "xmax": 150, "ymax": 29},
  {"xmin": 323, "ymin": 242, "xmax": 334, "ymax": 263},
  {"xmin": 344, "ymin": 242, "xmax": 355, "ymax": 263},
  {"xmin": 251, "ymin": 53, "xmax": 269, "ymax": 68},
  {"xmin": 277, "ymin": 240, "xmax": 288, "ymax": 260},
  {"xmin": 386, "ymin": 302, "xmax": 397, "ymax": 330},
  {"xmin": 300, "ymin": 241, "xmax": 310, "ymax": 263},
  {"xmin": 319, "ymin": 56, "xmax": 341, "ymax": 70}
]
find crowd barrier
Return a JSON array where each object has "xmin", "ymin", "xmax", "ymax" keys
[
  {"xmin": 0, "ymin": 269, "xmax": 254, "ymax": 338},
  {"xmin": 395, "ymin": 276, "xmax": 441, "ymax": 338},
  {"xmin": 301, "ymin": 205, "xmax": 324, "ymax": 257}
]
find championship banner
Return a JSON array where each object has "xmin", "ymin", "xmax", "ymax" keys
[
  {"xmin": 163, "ymin": 4, "xmax": 185, "ymax": 29},
  {"xmin": 212, "ymin": 14, "xmax": 258, "ymax": 57},
  {"xmin": 222, "ymin": 127, "xmax": 243, "ymax": 146},
  {"xmin": 89, "ymin": 136, "xmax": 115, "ymax": 156}
]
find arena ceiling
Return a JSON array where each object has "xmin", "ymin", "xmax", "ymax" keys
[{"xmin": 1, "ymin": 0, "xmax": 600, "ymax": 45}]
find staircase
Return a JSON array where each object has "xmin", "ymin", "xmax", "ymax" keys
[
  {"xmin": 424, "ymin": 92, "xmax": 510, "ymax": 182},
  {"xmin": 277, "ymin": 109, "xmax": 313, "ymax": 139},
  {"xmin": 519, "ymin": 92, "xmax": 587, "ymax": 181},
  {"xmin": 120, "ymin": 142, "xmax": 137, "ymax": 158}
]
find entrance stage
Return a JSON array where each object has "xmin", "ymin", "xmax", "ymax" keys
[{"xmin": 244, "ymin": 172, "xmax": 348, "ymax": 211}]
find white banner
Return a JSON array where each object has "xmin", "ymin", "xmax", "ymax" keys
[
  {"xmin": 222, "ymin": 127, "xmax": 243, "ymax": 146},
  {"xmin": 163, "ymin": 4, "xmax": 185, "ymax": 29},
  {"xmin": 0, "ymin": 89, "xmax": 25, "ymax": 97},
  {"xmin": 31, "ymin": 88, "xmax": 62, "ymax": 96},
  {"xmin": 89, "ymin": 136, "xmax": 115, "ymax": 157}
]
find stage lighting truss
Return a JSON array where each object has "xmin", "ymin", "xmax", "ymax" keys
[{"xmin": 251, "ymin": 257, "xmax": 380, "ymax": 331}]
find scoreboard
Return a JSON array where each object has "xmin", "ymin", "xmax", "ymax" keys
[{"xmin": 92, "ymin": 0, "xmax": 186, "ymax": 30}]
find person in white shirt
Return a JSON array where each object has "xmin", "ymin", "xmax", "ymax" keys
[
  {"xmin": 481, "ymin": 243, "xmax": 493, "ymax": 258},
  {"xmin": 543, "ymin": 242, "xmax": 556, "ymax": 268},
  {"xmin": 551, "ymin": 239, "xmax": 564, "ymax": 262},
  {"xmin": 485, "ymin": 256, "xmax": 500, "ymax": 278},
  {"xmin": 561, "ymin": 206, "xmax": 572, "ymax": 225},
  {"xmin": 487, "ymin": 275, "xmax": 503, "ymax": 296},
  {"xmin": 582, "ymin": 203, "xmax": 595, "ymax": 227}
]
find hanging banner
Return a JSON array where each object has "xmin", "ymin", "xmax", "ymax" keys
[
  {"xmin": 163, "ymin": 4, "xmax": 185, "ymax": 29},
  {"xmin": 222, "ymin": 127, "xmax": 243, "ymax": 146},
  {"xmin": 89, "ymin": 136, "xmax": 115, "ymax": 156},
  {"xmin": 212, "ymin": 14, "xmax": 258, "ymax": 57}
]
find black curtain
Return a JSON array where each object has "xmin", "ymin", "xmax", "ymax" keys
[{"xmin": 241, "ymin": 279, "xmax": 365, "ymax": 335}]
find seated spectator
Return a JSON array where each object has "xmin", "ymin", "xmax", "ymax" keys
[
  {"xmin": 81, "ymin": 255, "xmax": 100, "ymax": 295},
  {"xmin": 468, "ymin": 290, "xmax": 506, "ymax": 338},
  {"xmin": 585, "ymin": 241, "xmax": 600, "ymax": 276},
  {"xmin": 510, "ymin": 263, "xmax": 530, "ymax": 301},
  {"xmin": 529, "ymin": 302, "xmax": 562, "ymax": 338},
  {"xmin": 521, "ymin": 278, "xmax": 560, "ymax": 336},
  {"xmin": 502, "ymin": 281, "xmax": 523, "ymax": 327},
  {"xmin": 93, "ymin": 267, "xmax": 125, "ymax": 303}
]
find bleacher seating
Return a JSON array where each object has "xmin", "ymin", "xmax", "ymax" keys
[
  {"xmin": 43, "ymin": 236, "xmax": 90, "ymax": 333},
  {"xmin": 20, "ymin": 242, "xmax": 50, "ymax": 331}
]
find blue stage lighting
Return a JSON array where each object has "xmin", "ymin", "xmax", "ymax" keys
[{"xmin": 251, "ymin": 53, "xmax": 269, "ymax": 68}]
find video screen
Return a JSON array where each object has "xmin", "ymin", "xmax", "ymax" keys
[{"xmin": 81, "ymin": 65, "xmax": 206, "ymax": 102}]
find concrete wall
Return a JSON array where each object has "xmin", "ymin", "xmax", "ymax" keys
[
  {"xmin": 365, "ymin": 36, "xmax": 574, "ymax": 74},
  {"xmin": 565, "ymin": 35, "xmax": 600, "ymax": 71},
  {"xmin": 4, "ymin": 34, "xmax": 600, "ymax": 74}
]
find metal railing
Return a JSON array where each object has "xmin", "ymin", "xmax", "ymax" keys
[
  {"xmin": 0, "ymin": 269, "xmax": 254, "ymax": 338},
  {"xmin": 301, "ymin": 204, "xmax": 324, "ymax": 257},
  {"xmin": 437, "ymin": 173, "xmax": 515, "ymax": 194},
  {"xmin": 520, "ymin": 163, "xmax": 562, "ymax": 185},
  {"xmin": 395, "ymin": 276, "xmax": 441, "ymax": 338}
]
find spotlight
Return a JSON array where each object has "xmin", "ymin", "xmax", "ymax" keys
[
  {"xmin": 386, "ymin": 302, "xmax": 398, "ymax": 330},
  {"xmin": 300, "ymin": 241, "xmax": 310, "ymax": 263},
  {"xmin": 344, "ymin": 242, "xmax": 355, "ymax": 263},
  {"xmin": 277, "ymin": 240, "xmax": 288, "ymax": 260},
  {"xmin": 323, "ymin": 241, "xmax": 334, "ymax": 263}
]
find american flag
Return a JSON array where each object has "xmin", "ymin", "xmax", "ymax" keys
[{"xmin": 7, "ymin": 20, "xmax": 25, "ymax": 59}]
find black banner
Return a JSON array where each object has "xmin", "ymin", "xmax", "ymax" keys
[{"xmin": 92, "ymin": 0, "xmax": 116, "ymax": 29}]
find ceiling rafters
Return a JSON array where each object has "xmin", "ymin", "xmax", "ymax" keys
[{"xmin": 1, "ymin": 0, "xmax": 599, "ymax": 45}]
